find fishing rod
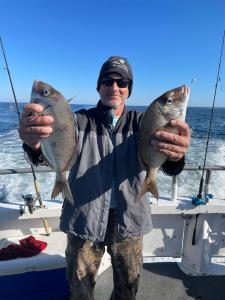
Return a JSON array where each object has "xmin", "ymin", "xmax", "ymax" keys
[
  {"xmin": 191, "ymin": 31, "xmax": 225, "ymax": 246},
  {"xmin": 0, "ymin": 36, "xmax": 50, "ymax": 235},
  {"xmin": 197, "ymin": 30, "xmax": 225, "ymax": 199}
]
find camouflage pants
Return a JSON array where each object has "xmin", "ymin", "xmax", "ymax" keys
[{"xmin": 65, "ymin": 210, "xmax": 143, "ymax": 300}]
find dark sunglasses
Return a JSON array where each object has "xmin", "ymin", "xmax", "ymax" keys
[{"xmin": 101, "ymin": 78, "xmax": 129, "ymax": 88}]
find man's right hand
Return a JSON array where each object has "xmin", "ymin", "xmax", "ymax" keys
[{"xmin": 18, "ymin": 103, "xmax": 54, "ymax": 150}]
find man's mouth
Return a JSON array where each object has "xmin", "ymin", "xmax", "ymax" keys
[{"xmin": 107, "ymin": 94, "xmax": 120, "ymax": 98}]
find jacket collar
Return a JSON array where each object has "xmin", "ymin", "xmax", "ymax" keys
[
  {"xmin": 96, "ymin": 100, "xmax": 126, "ymax": 130},
  {"xmin": 96, "ymin": 100, "xmax": 127, "ymax": 127}
]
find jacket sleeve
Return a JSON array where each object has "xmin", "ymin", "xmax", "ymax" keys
[{"xmin": 161, "ymin": 156, "xmax": 185, "ymax": 176}]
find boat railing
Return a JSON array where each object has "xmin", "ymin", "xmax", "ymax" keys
[
  {"xmin": 0, "ymin": 164, "xmax": 224, "ymax": 202},
  {"xmin": 170, "ymin": 165, "xmax": 225, "ymax": 202}
]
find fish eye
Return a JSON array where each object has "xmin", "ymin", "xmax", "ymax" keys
[
  {"xmin": 42, "ymin": 88, "xmax": 50, "ymax": 97},
  {"xmin": 167, "ymin": 98, "xmax": 173, "ymax": 104}
]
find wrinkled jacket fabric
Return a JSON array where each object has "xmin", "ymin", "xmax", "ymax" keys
[{"xmin": 59, "ymin": 102, "xmax": 184, "ymax": 242}]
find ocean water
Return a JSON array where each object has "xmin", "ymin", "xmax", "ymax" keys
[{"xmin": 0, "ymin": 102, "xmax": 225, "ymax": 203}]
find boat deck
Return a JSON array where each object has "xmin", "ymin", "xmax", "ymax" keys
[
  {"xmin": 96, "ymin": 263, "xmax": 225, "ymax": 300},
  {"xmin": 1, "ymin": 185, "xmax": 225, "ymax": 299}
]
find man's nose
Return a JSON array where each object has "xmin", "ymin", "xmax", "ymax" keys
[{"xmin": 111, "ymin": 81, "xmax": 119, "ymax": 90}]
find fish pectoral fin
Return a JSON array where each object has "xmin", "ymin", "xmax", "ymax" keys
[
  {"xmin": 41, "ymin": 152, "xmax": 54, "ymax": 168},
  {"xmin": 137, "ymin": 177, "xmax": 159, "ymax": 201},
  {"xmin": 51, "ymin": 180, "xmax": 74, "ymax": 205}
]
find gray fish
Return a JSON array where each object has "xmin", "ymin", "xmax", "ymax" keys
[
  {"xmin": 30, "ymin": 80, "xmax": 78, "ymax": 204},
  {"xmin": 138, "ymin": 85, "xmax": 190, "ymax": 200}
]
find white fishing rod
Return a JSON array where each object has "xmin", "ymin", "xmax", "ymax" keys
[{"xmin": 0, "ymin": 36, "xmax": 50, "ymax": 235}]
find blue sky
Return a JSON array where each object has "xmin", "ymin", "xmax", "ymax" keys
[{"xmin": 0, "ymin": 0, "xmax": 224, "ymax": 107}]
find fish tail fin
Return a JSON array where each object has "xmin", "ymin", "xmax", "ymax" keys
[
  {"xmin": 51, "ymin": 181, "xmax": 60, "ymax": 199},
  {"xmin": 137, "ymin": 169, "xmax": 159, "ymax": 201},
  {"xmin": 51, "ymin": 180, "xmax": 74, "ymax": 205}
]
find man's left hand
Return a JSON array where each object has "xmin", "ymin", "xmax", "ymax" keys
[{"xmin": 151, "ymin": 119, "xmax": 190, "ymax": 161}]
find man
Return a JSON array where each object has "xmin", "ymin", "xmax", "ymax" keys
[{"xmin": 19, "ymin": 56, "xmax": 190, "ymax": 300}]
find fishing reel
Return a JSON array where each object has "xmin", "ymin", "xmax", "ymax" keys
[{"xmin": 21, "ymin": 194, "xmax": 36, "ymax": 214}]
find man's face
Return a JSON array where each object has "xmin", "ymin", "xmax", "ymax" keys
[{"xmin": 98, "ymin": 73, "xmax": 129, "ymax": 109}]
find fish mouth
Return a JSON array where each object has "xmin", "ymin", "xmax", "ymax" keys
[
  {"xmin": 181, "ymin": 85, "xmax": 190, "ymax": 98},
  {"xmin": 31, "ymin": 80, "xmax": 42, "ymax": 98},
  {"xmin": 177, "ymin": 85, "xmax": 190, "ymax": 109},
  {"xmin": 32, "ymin": 80, "xmax": 41, "ymax": 92},
  {"xmin": 178, "ymin": 85, "xmax": 190, "ymax": 120}
]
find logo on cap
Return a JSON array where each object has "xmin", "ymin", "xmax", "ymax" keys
[{"xmin": 119, "ymin": 59, "xmax": 125, "ymax": 64}]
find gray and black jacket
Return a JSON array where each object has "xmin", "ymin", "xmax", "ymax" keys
[{"xmin": 23, "ymin": 101, "xmax": 185, "ymax": 242}]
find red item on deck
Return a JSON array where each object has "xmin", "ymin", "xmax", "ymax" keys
[{"xmin": 0, "ymin": 235, "xmax": 47, "ymax": 260}]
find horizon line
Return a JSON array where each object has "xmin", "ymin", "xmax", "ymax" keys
[{"xmin": 0, "ymin": 101, "xmax": 225, "ymax": 109}]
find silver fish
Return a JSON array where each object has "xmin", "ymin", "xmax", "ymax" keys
[
  {"xmin": 30, "ymin": 80, "xmax": 78, "ymax": 204},
  {"xmin": 138, "ymin": 85, "xmax": 190, "ymax": 200}
]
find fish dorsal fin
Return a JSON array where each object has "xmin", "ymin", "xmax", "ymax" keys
[{"xmin": 67, "ymin": 96, "xmax": 76, "ymax": 103}]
